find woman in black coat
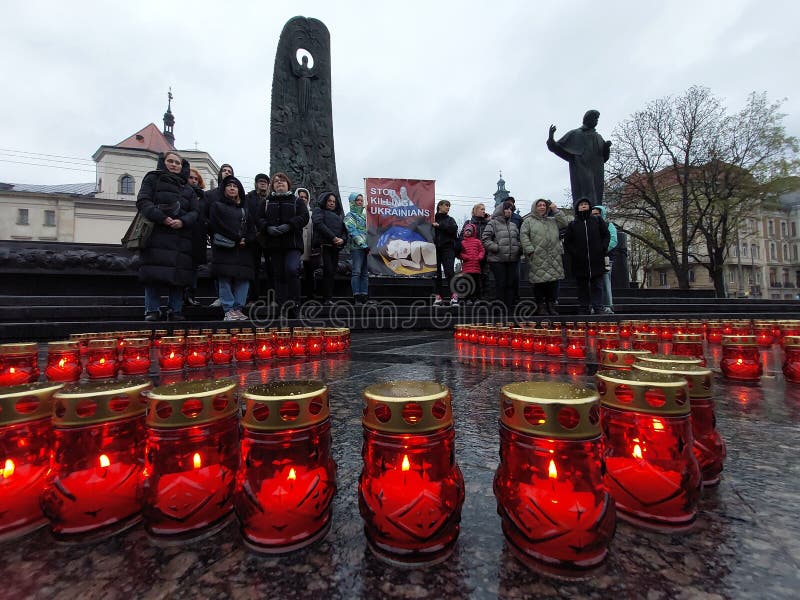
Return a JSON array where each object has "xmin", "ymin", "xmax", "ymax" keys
[
  {"xmin": 312, "ymin": 191, "xmax": 347, "ymax": 305},
  {"xmin": 184, "ymin": 167, "xmax": 207, "ymax": 306},
  {"xmin": 136, "ymin": 151, "xmax": 198, "ymax": 321},
  {"xmin": 257, "ymin": 172, "xmax": 309, "ymax": 310},
  {"xmin": 208, "ymin": 175, "xmax": 257, "ymax": 321},
  {"xmin": 563, "ymin": 198, "xmax": 610, "ymax": 315}
]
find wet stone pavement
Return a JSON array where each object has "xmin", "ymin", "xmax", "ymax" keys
[{"xmin": 2, "ymin": 330, "xmax": 799, "ymax": 599}]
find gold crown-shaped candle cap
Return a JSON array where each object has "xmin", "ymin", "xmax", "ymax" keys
[
  {"xmin": 362, "ymin": 381, "xmax": 453, "ymax": 433},
  {"xmin": 633, "ymin": 332, "xmax": 658, "ymax": 341},
  {"xmin": 672, "ymin": 333, "xmax": 703, "ymax": 343},
  {"xmin": 784, "ymin": 335, "xmax": 800, "ymax": 347},
  {"xmin": 87, "ymin": 339, "xmax": 117, "ymax": 350},
  {"xmin": 122, "ymin": 337, "xmax": 150, "ymax": 348},
  {"xmin": 46, "ymin": 340, "xmax": 79, "ymax": 352},
  {"xmin": 596, "ymin": 369, "xmax": 690, "ymax": 416},
  {"xmin": 0, "ymin": 381, "xmax": 63, "ymax": 426},
  {"xmin": 637, "ymin": 353, "xmax": 702, "ymax": 366},
  {"xmin": 500, "ymin": 382, "xmax": 600, "ymax": 439},
  {"xmin": 242, "ymin": 380, "xmax": 329, "ymax": 431},
  {"xmin": 211, "ymin": 333, "xmax": 232, "ymax": 343},
  {"xmin": 146, "ymin": 378, "xmax": 237, "ymax": 428},
  {"xmin": 600, "ymin": 348, "xmax": 652, "ymax": 368},
  {"xmin": 160, "ymin": 336, "xmax": 185, "ymax": 346},
  {"xmin": 721, "ymin": 335, "xmax": 758, "ymax": 347},
  {"xmin": 53, "ymin": 379, "xmax": 151, "ymax": 427},
  {"xmin": 633, "ymin": 360, "xmax": 713, "ymax": 399},
  {"xmin": 186, "ymin": 335, "xmax": 208, "ymax": 345},
  {"xmin": 0, "ymin": 342, "xmax": 38, "ymax": 355}
]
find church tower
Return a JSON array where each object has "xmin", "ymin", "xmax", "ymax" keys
[
  {"xmin": 493, "ymin": 170, "xmax": 510, "ymax": 207},
  {"xmin": 162, "ymin": 88, "xmax": 175, "ymax": 148}
]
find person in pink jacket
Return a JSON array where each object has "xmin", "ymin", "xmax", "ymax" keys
[{"xmin": 457, "ymin": 223, "xmax": 485, "ymax": 304}]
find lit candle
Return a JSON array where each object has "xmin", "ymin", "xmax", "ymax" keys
[
  {"xmin": 210, "ymin": 334, "xmax": 233, "ymax": 365},
  {"xmin": 565, "ymin": 330, "xmax": 586, "ymax": 359},
  {"xmin": 291, "ymin": 331, "xmax": 308, "ymax": 357},
  {"xmin": 45, "ymin": 341, "xmax": 82, "ymax": 382},
  {"xmin": 306, "ymin": 330, "xmax": 323, "ymax": 356},
  {"xmin": 783, "ymin": 336, "xmax": 800, "ymax": 383},
  {"xmin": 185, "ymin": 335, "xmax": 210, "ymax": 369},
  {"xmin": 274, "ymin": 332, "xmax": 292, "ymax": 358},
  {"xmin": 234, "ymin": 333, "xmax": 256, "ymax": 363},
  {"xmin": 0, "ymin": 343, "xmax": 39, "ymax": 387},
  {"xmin": 85, "ymin": 339, "xmax": 119, "ymax": 379},
  {"xmin": 158, "ymin": 336, "xmax": 186, "ymax": 371},
  {"xmin": 254, "ymin": 333, "xmax": 274, "ymax": 361},
  {"xmin": 120, "ymin": 337, "xmax": 151, "ymax": 375},
  {"xmin": 720, "ymin": 335, "xmax": 762, "ymax": 381}
]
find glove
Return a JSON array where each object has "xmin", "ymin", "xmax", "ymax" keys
[
  {"xmin": 275, "ymin": 223, "xmax": 291, "ymax": 234},
  {"xmin": 266, "ymin": 226, "xmax": 281, "ymax": 236}
]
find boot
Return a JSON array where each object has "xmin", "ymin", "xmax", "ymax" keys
[
  {"xmin": 535, "ymin": 300, "xmax": 547, "ymax": 316},
  {"xmin": 355, "ymin": 294, "xmax": 365, "ymax": 306},
  {"xmin": 184, "ymin": 288, "xmax": 200, "ymax": 307},
  {"xmin": 547, "ymin": 300, "xmax": 559, "ymax": 316}
]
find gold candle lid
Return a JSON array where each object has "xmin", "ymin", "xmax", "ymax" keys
[
  {"xmin": 362, "ymin": 381, "xmax": 453, "ymax": 433},
  {"xmin": 500, "ymin": 382, "xmax": 600, "ymax": 439},
  {"xmin": 160, "ymin": 336, "xmax": 185, "ymax": 346},
  {"xmin": 784, "ymin": 335, "xmax": 800, "ymax": 347},
  {"xmin": 600, "ymin": 348, "xmax": 652, "ymax": 368},
  {"xmin": 0, "ymin": 342, "xmax": 38, "ymax": 355},
  {"xmin": 633, "ymin": 361, "xmax": 713, "ymax": 399},
  {"xmin": 596, "ymin": 369, "xmax": 690, "ymax": 416},
  {"xmin": 0, "ymin": 381, "xmax": 63, "ymax": 425},
  {"xmin": 237, "ymin": 333, "xmax": 255, "ymax": 342},
  {"xmin": 242, "ymin": 381, "xmax": 329, "ymax": 431},
  {"xmin": 721, "ymin": 335, "xmax": 758, "ymax": 346},
  {"xmin": 638, "ymin": 353, "xmax": 702, "ymax": 366},
  {"xmin": 53, "ymin": 379, "xmax": 151, "ymax": 427},
  {"xmin": 122, "ymin": 337, "xmax": 150, "ymax": 348},
  {"xmin": 87, "ymin": 339, "xmax": 117, "ymax": 350},
  {"xmin": 633, "ymin": 332, "xmax": 658, "ymax": 341},
  {"xmin": 186, "ymin": 335, "xmax": 208, "ymax": 345},
  {"xmin": 672, "ymin": 333, "xmax": 703, "ymax": 343},
  {"xmin": 211, "ymin": 333, "xmax": 232, "ymax": 342},
  {"xmin": 47, "ymin": 340, "xmax": 79, "ymax": 352},
  {"xmin": 146, "ymin": 378, "xmax": 237, "ymax": 428}
]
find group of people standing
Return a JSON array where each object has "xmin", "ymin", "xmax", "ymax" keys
[
  {"xmin": 431, "ymin": 196, "xmax": 617, "ymax": 315},
  {"xmin": 135, "ymin": 152, "xmax": 373, "ymax": 321}
]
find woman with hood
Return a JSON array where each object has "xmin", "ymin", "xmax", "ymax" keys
[
  {"xmin": 457, "ymin": 223, "xmax": 485, "ymax": 304},
  {"xmin": 257, "ymin": 172, "xmax": 309, "ymax": 312},
  {"xmin": 296, "ymin": 187, "xmax": 316, "ymax": 301},
  {"xmin": 520, "ymin": 199, "xmax": 569, "ymax": 315},
  {"xmin": 208, "ymin": 175, "xmax": 257, "ymax": 321},
  {"xmin": 136, "ymin": 151, "xmax": 199, "ymax": 321},
  {"xmin": 591, "ymin": 205, "xmax": 618, "ymax": 314},
  {"xmin": 205, "ymin": 163, "xmax": 234, "ymax": 309},
  {"xmin": 345, "ymin": 192, "xmax": 371, "ymax": 305},
  {"xmin": 481, "ymin": 200, "xmax": 521, "ymax": 312},
  {"xmin": 312, "ymin": 191, "xmax": 347, "ymax": 305},
  {"xmin": 184, "ymin": 167, "xmax": 206, "ymax": 307},
  {"xmin": 564, "ymin": 198, "xmax": 610, "ymax": 315}
]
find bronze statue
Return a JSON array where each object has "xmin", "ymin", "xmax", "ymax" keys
[{"xmin": 547, "ymin": 110, "xmax": 611, "ymax": 208}]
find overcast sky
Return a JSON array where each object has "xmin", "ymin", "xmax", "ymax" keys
[{"xmin": 2, "ymin": 0, "xmax": 798, "ymax": 223}]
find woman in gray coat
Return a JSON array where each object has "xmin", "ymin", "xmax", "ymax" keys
[
  {"xmin": 481, "ymin": 200, "xmax": 521, "ymax": 311},
  {"xmin": 520, "ymin": 199, "xmax": 568, "ymax": 315}
]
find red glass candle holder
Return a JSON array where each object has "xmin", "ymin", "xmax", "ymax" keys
[
  {"xmin": 234, "ymin": 333, "xmax": 256, "ymax": 363},
  {"xmin": 632, "ymin": 332, "xmax": 659, "ymax": 354},
  {"xmin": 496, "ymin": 327, "xmax": 511, "ymax": 347},
  {"xmin": 635, "ymin": 361, "xmax": 725, "ymax": 486},
  {"xmin": 0, "ymin": 342, "xmax": 40, "ymax": 387},
  {"xmin": 235, "ymin": 380, "xmax": 336, "ymax": 553},
  {"xmin": 453, "ymin": 325, "xmax": 464, "ymax": 341},
  {"xmin": 565, "ymin": 330, "xmax": 587, "ymax": 360},
  {"xmin": 753, "ymin": 325, "xmax": 775, "ymax": 347},
  {"xmin": 359, "ymin": 381, "xmax": 465, "ymax": 566},
  {"xmin": 41, "ymin": 379, "xmax": 151, "ymax": 542},
  {"xmin": 520, "ymin": 330, "xmax": 534, "ymax": 353},
  {"xmin": 720, "ymin": 335, "xmax": 762, "ymax": 382},
  {"xmin": 185, "ymin": 335, "xmax": 210, "ymax": 369},
  {"xmin": 306, "ymin": 330, "xmax": 324, "ymax": 356},
  {"xmin": 532, "ymin": 330, "xmax": 547, "ymax": 354},
  {"xmin": 0, "ymin": 382, "xmax": 62, "ymax": 541},
  {"xmin": 45, "ymin": 341, "xmax": 82, "ymax": 382},
  {"xmin": 596, "ymin": 370, "xmax": 701, "ymax": 532},
  {"xmin": 783, "ymin": 336, "xmax": 800, "ymax": 383},
  {"xmin": 158, "ymin": 336, "xmax": 186, "ymax": 372},
  {"xmin": 142, "ymin": 379, "xmax": 239, "ymax": 543},
  {"xmin": 339, "ymin": 328, "xmax": 351, "ymax": 349},
  {"xmin": 85, "ymin": 339, "xmax": 119, "ymax": 380},
  {"xmin": 120, "ymin": 337, "xmax": 151, "ymax": 375},
  {"xmin": 494, "ymin": 382, "xmax": 616, "ymax": 578},
  {"xmin": 545, "ymin": 329, "xmax": 563, "ymax": 356},
  {"xmin": 671, "ymin": 334, "xmax": 705, "ymax": 365},
  {"xmin": 151, "ymin": 330, "xmax": 168, "ymax": 348},
  {"xmin": 599, "ymin": 348, "xmax": 651, "ymax": 370},
  {"xmin": 485, "ymin": 327, "xmax": 499, "ymax": 346},
  {"xmin": 254, "ymin": 333, "xmax": 274, "ymax": 361},
  {"xmin": 596, "ymin": 332, "xmax": 620, "ymax": 351},
  {"xmin": 618, "ymin": 322, "xmax": 633, "ymax": 339},
  {"xmin": 705, "ymin": 322, "xmax": 724, "ymax": 344},
  {"xmin": 274, "ymin": 331, "xmax": 292, "ymax": 358},
  {"xmin": 210, "ymin": 333, "xmax": 233, "ymax": 366},
  {"xmin": 291, "ymin": 331, "xmax": 308, "ymax": 357},
  {"xmin": 467, "ymin": 326, "xmax": 480, "ymax": 345}
]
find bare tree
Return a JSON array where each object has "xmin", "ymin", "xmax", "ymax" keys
[{"xmin": 608, "ymin": 86, "xmax": 798, "ymax": 295}]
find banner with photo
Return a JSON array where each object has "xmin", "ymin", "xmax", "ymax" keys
[{"xmin": 365, "ymin": 178, "xmax": 436, "ymax": 276}]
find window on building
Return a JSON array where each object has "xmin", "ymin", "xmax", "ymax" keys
[
  {"xmin": 728, "ymin": 270, "xmax": 736, "ymax": 284},
  {"xmin": 44, "ymin": 210, "xmax": 56, "ymax": 227},
  {"xmin": 688, "ymin": 269, "xmax": 695, "ymax": 283},
  {"xmin": 783, "ymin": 244, "xmax": 789, "ymax": 262},
  {"xmin": 659, "ymin": 272, "xmax": 667, "ymax": 287},
  {"xmin": 741, "ymin": 244, "xmax": 747, "ymax": 257},
  {"xmin": 768, "ymin": 220, "xmax": 775, "ymax": 236},
  {"xmin": 17, "ymin": 209, "xmax": 29, "ymax": 225},
  {"xmin": 731, "ymin": 244, "xmax": 738, "ymax": 258},
  {"xmin": 119, "ymin": 175, "xmax": 135, "ymax": 195},
  {"xmin": 752, "ymin": 244, "xmax": 759, "ymax": 260},
  {"xmin": 770, "ymin": 242, "xmax": 777, "ymax": 261},
  {"xmin": 793, "ymin": 222, "xmax": 797, "ymax": 238},
  {"xmin": 769, "ymin": 270, "xmax": 777, "ymax": 286},
  {"xmin": 782, "ymin": 222, "xmax": 788, "ymax": 238},
  {"xmin": 795, "ymin": 245, "xmax": 799, "ymax": 262}
]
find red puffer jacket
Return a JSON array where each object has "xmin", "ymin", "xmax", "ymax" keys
[{"xmin": 459, "ymin": 225, "xmax": 485, "ymax": 274}]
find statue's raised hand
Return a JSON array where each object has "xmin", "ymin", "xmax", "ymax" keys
[{"xmin": 548, "ymin": 125, "xmax": 557, "ymax": 141}]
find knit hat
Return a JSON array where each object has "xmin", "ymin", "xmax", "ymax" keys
[{"xmin": 255, "ymin": 173, "xmax": 269, "ymax": 184}]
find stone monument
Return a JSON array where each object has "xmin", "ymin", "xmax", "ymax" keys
[{"xmin": 270, "ymin": 16, "xmax": 339, "ymax": 206}]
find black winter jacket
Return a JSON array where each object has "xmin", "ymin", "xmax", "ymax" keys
[
  {"xmin": 189, "ymin": 186, "xmax": 208, "ymax": 265},
  {"xmin": 312, "ymin": 192, "xmax": 347, "ymax": 249},
  {"xmin": 136, "ymin": 156, "xmax": 198, "ymax": 287},
  {"xmin": 563, "ymin": 210, "xmax": 610, "ymax": 279},
  {"xmin": 258, "ymin": 192, "xmax": 309, "ymax": 252},
  {"xmin": 208, "ymin": 178, "xmax": 257, "ymax": 280},
  {"xmin": 433, "ymin": 212, "xmax": 458, "ymax": 249}
]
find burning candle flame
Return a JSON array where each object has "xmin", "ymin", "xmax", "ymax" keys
[
  {"xmin": 632, "ymin": 443, "xmax": 643, "ymax": 459},
  {"xmin": 99, "ymin": 358, "xmax": 105, "ymax": 365},
  {"xmin": 99, "ymin": 454, "xmax": 110, "ymax": 468},
  {"xmin": 652, "ymin": 418, "xmax": 665, "ymax": 431},
  {"xmin": 193, "ymin": 452, "xmax": 202, "ymax": 469},
  {"xmin": 169, "ymin": 351, "xmax": 175, "ymax": 359},
  {"xmin": 548, "ymin": 459, "xmax": 558, "ymax": 479},
  {"xmin": 401, "ymin": 454, "xmax": 410, "ymax": 472},
  {"xmin": 58, "ymin": 357, "xmax": 67, "ymax": 368},
  {"xmin": 736, "ymin": 358, "xmax": 743, "ymax": 366},
  {"xmin": 2, "ymin": 459, "xmax": 14, "ymax": 478},
  {"xmin": 288, "ymin": 467, "xmax": 297, "ymax": 480},
  {"xmin": 9, "ymin": 367, "xmax": 15, "ymax": 374}
]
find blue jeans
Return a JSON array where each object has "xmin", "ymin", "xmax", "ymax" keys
[
  {"xmin": 602, "ymin": 268, "xmax": 613, "ymax": 308},
  {"xmin": 351, "ymin": 248, "xmax": 369, "ymax": 296},
  {"xmin": 145, "ymin": 285, "xmax": 183, "ymax": 314},
  {"xmin": 218, "ymin": 277, "xmax": 249, "ymax": 312}
]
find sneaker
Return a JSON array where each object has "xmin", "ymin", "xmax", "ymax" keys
[
  {"xmin": 170, "ymin": 313, "xmax": 186, "ymax": 322},
  {"xmin": 144, "ymin": 311, "xmax": 160, "ymax": 322},
  {"xmin": 450, "ymin": 294, "xmax": 459, "ymax": 306},
  {"xmin": 233, "ymin": 309, "xmax": 249, "ymax": 321},
  {"xmin": 224, "ymin": 310, "xmax": 238, "ymax": 321},
  {"xmin": 433, "ymin": 295, "xmax": 443, "ymax": 306},
  {"xmin": 601, "ymin": 306, "xmax": 615, "ymax": 315},
  {"xmin": 210, "ymin": 298, "xmax": 222, "ymax": 308}
]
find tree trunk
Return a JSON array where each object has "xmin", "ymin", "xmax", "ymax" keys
[
  {"xmin": 712, "ymin": 268, "xmax": 726, "ymax": 298},
  {"xmin": 675, "ymin": 268, "xmax": 690, "ymax": 290}
]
